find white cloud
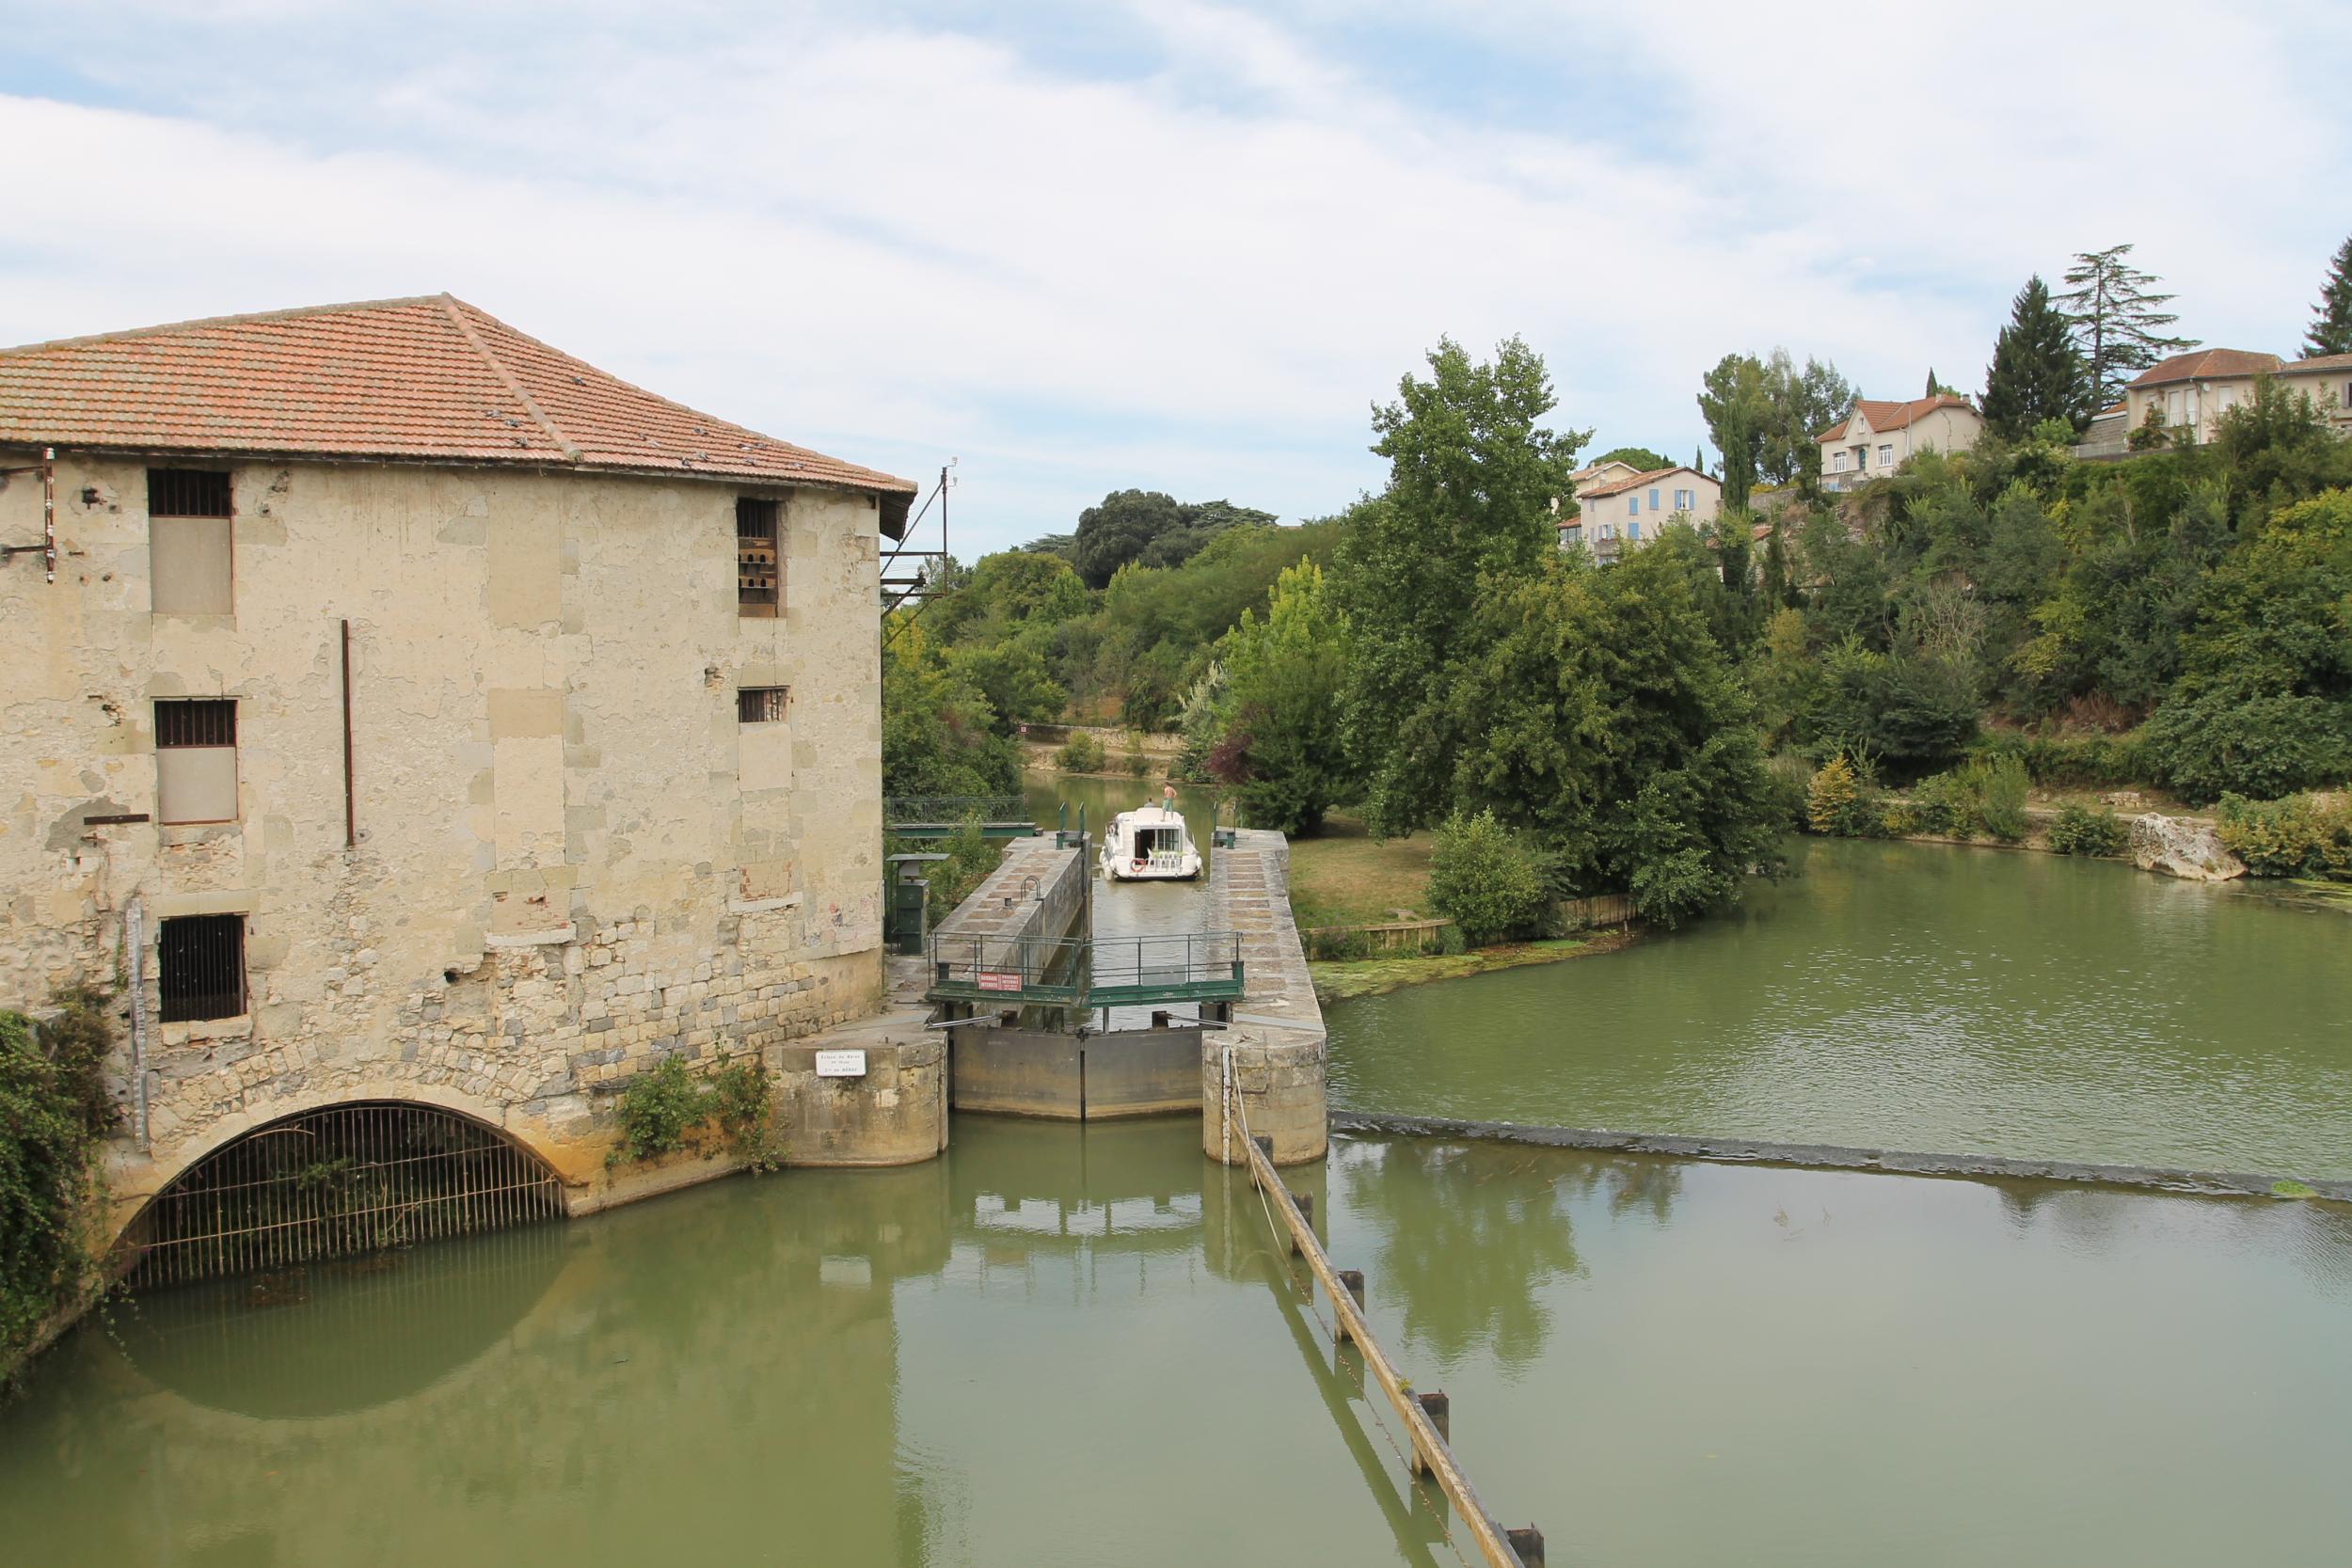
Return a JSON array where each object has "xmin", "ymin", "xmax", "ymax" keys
[{"xmin": 1, "ymin": 2, "xmax": 2345, "ymax": 554}]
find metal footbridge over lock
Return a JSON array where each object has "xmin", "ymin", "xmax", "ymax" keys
[{"xmin": 882, "ymin": 795, "xmax": 1041, "ymax": 842}]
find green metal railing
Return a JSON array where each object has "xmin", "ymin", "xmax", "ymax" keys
[
  {"xmin": 885, "ymin": 795, "xmax": 1025, "ymax": 823},
  {"xmin": 927, "ymin": 930, "xmax": 1244, "ymax": 1009},
  {"xmin": 884, "ymin": 796, "xmax": 1037, "ymax": 841}
]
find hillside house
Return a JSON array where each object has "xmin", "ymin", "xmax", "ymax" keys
[
  {"xmin": 0, "ymin": 294, "xmax": 916, "ymax": 1227},
  {"xmin": 1558, "ymin": 466, "xmax": 1720, "ymax": 562},
  {"xmin": 2117, "ymin": 348, "xmax": 2352, "ymax": 447},
  {"xmin": 1815, "ymin": 394, "xmax": 1984, "ymax": 490}
]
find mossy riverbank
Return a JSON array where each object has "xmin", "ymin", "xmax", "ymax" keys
[{"xmin": 1309, "ymin": 930, "xmax": 1635, "ymax": 1003}]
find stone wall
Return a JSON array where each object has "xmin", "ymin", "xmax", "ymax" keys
[
  {"xmin": 1200, "ymin": 830, "xmax": 1327, "ymax": 1166},
  {"xmin": 0, "ymin": 452, "xmax": 892, "ymax": 1229},
  {"xmin": 927, "ymin": 834, "xmax": 1086, "ymax": 967}
]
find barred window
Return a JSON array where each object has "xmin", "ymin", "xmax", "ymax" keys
[
  {"xmin": 148, "ymin": 469, "xmax": 231, "ymax": 518},
  {"xmin": 159, "ymin": 913, "xmax": 246, "ymax": 1022},
  {"xmin": 738, "ymin": 687, "xmax": 789, "ymax": 723},
  {"xmin": 148, "ymin": 469, "xmax": 233, "ymax": 615},
  {"xmin": 156, "ymin": 699, "xmax": 239, "ymax": 823},
  {"xmin": 737, "ymin": 498, "xmax": 780, "ymax": 616},
  {"xmin": 156, "ymin": 700, "xmax": 236, "ymax": 748}
]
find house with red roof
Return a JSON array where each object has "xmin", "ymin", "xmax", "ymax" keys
[
  {"xmin": 1815, "ymin": 393, "xmax": 1984, "ymax": 491},
  {"xmin": 0, "ymin": 294, "xmax": 933, "ymax": 1222},
  {"xmin": 1558, "ymin": 464, "xmax": 1720, "ymax": 562},
  {"xmin": 2121, "ymin": 348, "xmax": 2352, "ymax": 446}
]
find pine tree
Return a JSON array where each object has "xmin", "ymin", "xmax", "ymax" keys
[
  {"xmin": 1981, "ymin": 274, "xmax": 2087, "ymax": 437},
  {"xmin": 2059, "ymin": 245, "xmax": 2199, "ymax": 407},
  {"xmin": 2308, "ymin": 234, "xmax": 2352, "ymax": 357}
]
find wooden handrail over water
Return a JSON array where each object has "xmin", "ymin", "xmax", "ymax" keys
[{"xmin": 1238, "ymin": 1131, "xmax": 1539, "ymax": 1568}]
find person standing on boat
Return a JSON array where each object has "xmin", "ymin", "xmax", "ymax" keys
[{"xmin": 1161, "ymin": 782, "xmax": 1177, "ymax": 815}]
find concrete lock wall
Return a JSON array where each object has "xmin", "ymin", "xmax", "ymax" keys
[
  {"xmin": 1200, "ymin": 830, "xmax": 1328, "ymax": 1166},
  {"xmin": 949, "ymin": 1022, "xmax": 1202, "ymax": 1120},
  {"xmin": 0, "ymin": 452, "xmax": 901, "ymax": 1235},
  {"xmin": 928, "ymin": 835, "xmax": 1087, "ymax": 968}
]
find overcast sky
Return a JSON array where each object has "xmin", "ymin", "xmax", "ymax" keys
[{"xmin": 3, "ymin": 2, "xmax": 2347, "ymax": 555}]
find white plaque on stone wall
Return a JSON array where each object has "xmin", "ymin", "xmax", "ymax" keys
[{"xmin": 815, "ymin": 1049, "xmax": 867, "ymax": 1079}]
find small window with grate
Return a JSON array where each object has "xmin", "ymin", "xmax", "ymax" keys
[
  {"xmin": 159, "ymin": 913, "xmax": 246, "ymax": 1022},
  {"xmin": 738, "ymin": 687, "xmax": 789, "ymax": 723},
  {"xmin": 148, "ymin": 468, "xmax": 234, "ymax": 615},
  {"xmin": 155, "ymin": 698, "xmax": 239, "ymax": 824},
  {"xmin": 149, "ymin": 469, "xmax": 231, "ymax": 518},
  {"xmin": 738, "ymin": 498, "xmax": 780, "ymax": 617}
]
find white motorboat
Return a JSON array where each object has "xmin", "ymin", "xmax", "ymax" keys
[{"xmin": 1098, "ymin": 803, "xmax": 1203, "ymax": 881}]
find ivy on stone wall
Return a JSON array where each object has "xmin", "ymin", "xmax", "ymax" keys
[
  {"xmin": 1, "ymin": 986, "xmax": 117, "ymax": 1377},
  {"xmin": 606, "ymin": 1055, "xmax": 783, "ymax": 1174}
]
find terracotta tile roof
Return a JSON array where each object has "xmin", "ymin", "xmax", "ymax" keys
[
  {"xmin": 0, "ymin": 293, "xmax": 917, "ymax": 531},
  {"xmin": 2127, "ymin": 348, "xmax": 2280, "ymax": 388},
  {"xmin": 1576, "ymin": 464, "xmax": 1707, "ymax": 500},
  {"xmin": 2282, "ymin": 352, "xmax": 2352, "ymax": 374},
  {"xmin": 1815, "ymin": 393, "xmax": 1977, "ymax": 443}
]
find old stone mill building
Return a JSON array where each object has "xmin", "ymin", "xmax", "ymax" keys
[
  {"xmin": 0, "ymin": 295, "xmax": 939, "ymax": 1271},
  {"xmin": 1, "ymin": 293, "xmax": 1328, "ymax": 1291}
]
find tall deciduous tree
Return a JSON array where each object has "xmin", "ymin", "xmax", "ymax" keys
[
  {"xmin": 2059, "ymin": 245, "xmax": 2198, "ymax": 407},
  {"xmin": 1703, "ymin": 350, "xmax": 1855, "ymax": 506},
  {"xmin": 1763, "ymin": 351, "xmax": 1856, "ymax": 489},
  {"xmin": 1334, "ymin": 336, "xmax": 1587, "ymax": 834},
  {"xmin": 1071, "ymin": 491, "xmax": 1274, "ymax": 588},
  {"xmin": 2307, "ymin": 233, "xmax": 2352, "ymax": 356},
  {"xmin": 1448, "ymin": 546, "xmax": 1782, "ymax": 926},
  {"xmin": 1981, "ymin": 275, "xmax": 2087, "ymax": 437},
  {"xmin": 1697, "ymin": 354, "xmax": 1770, "ymax": 510},
  {"xmin": 1206, "ymin": 560, "xmax": 1353, "ymax": 835},
  {"xmin": 1593, "ymin": 445, "xmax": 1672, "ymax": 472}
]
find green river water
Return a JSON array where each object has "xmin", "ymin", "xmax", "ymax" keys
[
  {"xmin": 1331, "ymin": 836, "xmax": 2352, "ymax": 1180},
  {"xmin": 4, "ymin": 1119, "xmax": 2346, "ymax": 1565},
  {"xmin": 4, "ymin": 797, "xmax": 2346, "ymax": 1562}
]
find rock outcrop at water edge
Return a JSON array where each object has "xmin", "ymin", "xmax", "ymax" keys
[{"xmin": 2129, "ymin": 814, "xmax": 2247, "ymax": 881}]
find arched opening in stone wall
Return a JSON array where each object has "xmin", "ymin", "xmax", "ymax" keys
[{"xmin": 121, "ymin": 1101, "xmax": 566, "ymax": 1291}]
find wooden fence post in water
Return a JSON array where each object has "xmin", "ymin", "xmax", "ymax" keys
[
  {"xmin": 1411, "ymin": 1391, "xmax": 1450, "ymax": 1475},
  {"xmin": 1505, "ymin": 1527, "xmax": 1545, "ymax": 1567},
  {"xmin": 1289, "ymin": 1191, "xmax": 1313, "ymax": 1255},
  {"xmin": 1236, "ymin": 1132, "xmax": 1538, "ymax": 1568}
]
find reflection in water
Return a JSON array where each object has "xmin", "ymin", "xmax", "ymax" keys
[
  {"xmin": 3, "ymin": 1122, "xmax": 2348, "ymax": 1568},
  {"xmin": 1326, "ymin": 1136, "xmax": 2352, "ymax": 1568},
  {"xmin": 113, "ymin": 1222, "xmax": 572, "ymax": 1420},
  {"xmin": 1329, "ymin": 836, "xmax": 2352, "ymax": 1177},
  {"xmin": 1338, "ymin": 1140, "xmax": 1594, "ymax": 1370}
]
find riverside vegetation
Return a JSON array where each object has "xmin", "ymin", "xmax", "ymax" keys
[{"xmin": 885, "ymin": 312, "xmax": 2352, "ymax": 946}]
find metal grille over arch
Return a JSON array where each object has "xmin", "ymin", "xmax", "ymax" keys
[{"xmin": 123, "ymin": 1101, "xmax": 565, "ymax": 1291}]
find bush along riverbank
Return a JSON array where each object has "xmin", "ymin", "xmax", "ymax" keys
[
  {"xmin": 1, "ymin": 988, "xmax": 117, "ymax": 1388},
  {"xmin": 1298, "ymin": 808, "xmax": 1645, "ymax": 999},
  {"xmin": 1799, "ymin": 747, "xmax": 2352, "ymax": 897}
]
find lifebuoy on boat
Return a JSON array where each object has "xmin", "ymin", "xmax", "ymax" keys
[{"xmin": 1131, "ymin": 857, "xmax": 1148, "ymax": 873}]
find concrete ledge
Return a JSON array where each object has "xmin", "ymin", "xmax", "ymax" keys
[
  {"xmin": 930, "ymin": 835, "xmax": 1085, "ymax": 968},
  {"xmin": 485, "ymin": 924, "xmax": 576, "ymax": 948},
  {"xmin": 1328, "ymin": 1112, "xmax": 2352, "ymax": 1203},
  {"xmin": 1202, "ymin": 829, "xmax": 1327, "ymax": 1166},
  {"xmin": 728, "ymin": 893, "xmax": 803, "ymax": 914}
]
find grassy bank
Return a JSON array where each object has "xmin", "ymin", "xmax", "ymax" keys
[
  {"xmin": 1311, "ymin": 932, "xmax": 1636, "ymax": 1003},
  {"xmin": 1286, "ymin": 813, "xmax": 1435, "ymax": 928}
]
